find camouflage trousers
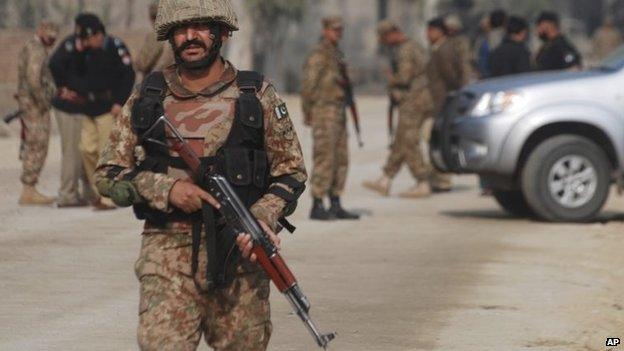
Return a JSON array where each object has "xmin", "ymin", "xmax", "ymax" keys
[
  {"xmin": 383, "ymin": 101, "xmax": 431, "ymax": 181},
  {"xmin": 310, "ymin": 103, "xmax": 348, "ymax": 199},
  {"xmin": 19, "ymin": 103, "xmax": 50, "ymax": 186},
  {"xmin": 135, "ymin": 230, "xmax": 272, "ymax": 351}
]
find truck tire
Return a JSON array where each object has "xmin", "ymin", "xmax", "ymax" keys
[
  {"xmin": 492, "ymin": 190, "xmax": 533, "ymax": 217},
  {"xmin": 521, "ymin": 135, "xmax": 611, "ymax": 222}
]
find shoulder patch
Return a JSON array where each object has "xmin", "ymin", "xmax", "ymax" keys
[
  {"xmin": 275, "ymin": 103, "xmax": 289, "ymax": 120},
  {"xmin": 114, "ymin": 37, "xmax": 122, "ymax": 47},
  {"xmin": 64, "ymin": 41, "xmax": 74, "ymax": 52}
]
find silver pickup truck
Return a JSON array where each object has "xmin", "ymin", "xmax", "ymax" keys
[{"xmin": 430, "ymin": 47, "xmax": 624, "ymax": 222}]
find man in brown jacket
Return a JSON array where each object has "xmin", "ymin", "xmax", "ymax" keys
[{"xmin": 425, "ymin": 17, "xmax": 466, "ymax": 191}]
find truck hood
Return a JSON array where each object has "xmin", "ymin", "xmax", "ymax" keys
[{"xmin": 466, "ymin": 69, "xmax": 612, "ymax": 94}]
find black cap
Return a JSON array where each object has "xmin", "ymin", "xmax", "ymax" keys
[
  {"xmin": 490, "ymin": 9, "xmax": 507, "ymax": 28},
  {"xmin": 75, "ymin": 13, "xmax": 105, "ymax": 39},
  {"xmin": 507, "ymin": 16, "xmax": 528, "ymax": 35},
  {"xmin": 536, "ymin": 11, "xmax": 560, "ymax": 26},
  {"xmin": 427, "ymin": 17, "xmax": 448, "ymax": 34}
]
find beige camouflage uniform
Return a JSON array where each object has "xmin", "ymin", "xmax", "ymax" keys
[
  {"xmin": 301, "ymin": 37, "xmax": 350, "ymax": 199},
  {"xmin": 16, "ymin": 35, "xmax": 57, "ymax": 186},
  {"xmin": 592, "ymin": 23, "xmax": 622, "ymax": 61},
  {"xmin": 383, "ymin": 39, "xmax": 433, "ymax": 181},
  {"xmin": 95, "ymin": 61, "xmax": 307, "ymax": 350},
  {"xmin": 135, "ymin": 30, "xmax": 175, "ymax": 79}
]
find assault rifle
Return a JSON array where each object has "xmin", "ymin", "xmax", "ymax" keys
[
  {"xmin": 3, "ymin": 110, "xmax": 22, "ymax": 124},
  {"xmin": 142, "ymin": 115, "xmax": 337, "ymax": 349},
  {"xmin": 388, "ymin": 96, "xmax": 397, "ymax": 147},
  {"xmin": 339, "ymin": 64, "xmax": 364, "ymax": 148}
]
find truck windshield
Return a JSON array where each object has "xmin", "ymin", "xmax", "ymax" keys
[{"xmin": 598, "ymin": 45, "xmax": 624, "ymax": 71}]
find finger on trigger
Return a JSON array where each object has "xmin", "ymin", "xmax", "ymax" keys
[{"xmin": 199, "ymin": 190, "xmax": 220, "ymax": 209}]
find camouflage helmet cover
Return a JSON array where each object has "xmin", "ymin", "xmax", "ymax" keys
[
  {"xmin": 38, "ymin": 21, "xmax": 60, "ymax": 37},
  {"xmin": 155, "ymin": 0, "xmax": 239, "ymax": 41},
  {"xmin": 377, "ymin": 19, "xmax": 399, "ymax": 37}
]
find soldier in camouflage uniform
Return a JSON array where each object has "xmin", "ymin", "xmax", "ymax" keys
[
  {"xmin": 592, "ymin": 16, "xmax": 622, "ymax": 61},
  {"xmin": 135, "ymin": 1, "xmax": 175, "ymax": 81},
  {"xmin": 16, "ymin": 21, "xmax": 59, "ymax": 205},
  {"xmin": 94, "ymin": 0, "xmax": 307, "ymax": 349},
  {"xmin": 301, "ymin": 16, "xmax": 359, "ymax": 220},
  {"xmin": 363, "ymin": 20, "xmax": 434, "ymax": 198}
]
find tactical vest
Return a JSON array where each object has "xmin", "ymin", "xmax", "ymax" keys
[
  {"xmin": 129, "ymin": 70, "xmax": 303, "ymax": 288},
  {"xmin": 131, "ymin": 70, "xmax": 269, "ymax": 222}
]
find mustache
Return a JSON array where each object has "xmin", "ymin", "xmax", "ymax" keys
[{"xmin": 175, "ymin": 39, "xmax": 207, "ymax": 55}]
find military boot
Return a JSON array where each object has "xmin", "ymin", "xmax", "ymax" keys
[
  {"xmin": 398, "ymin": 181, "xmax": 432, "ymax": 199},
  {"xmin": 18, "ymin": 185, "xmax": 55, "ymax": 206},
  {"xmin": 310, "ymin": 198, "xmax": 331, "ymax": 220},
  {"xmin": 328, "ymin": 196, "xmax": 360, "ymax": 220},
  {"xmin": 362, "ymin": 175, "xmax": 391, "ymax": 196}
]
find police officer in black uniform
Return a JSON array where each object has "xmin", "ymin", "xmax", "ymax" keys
[
  {"xmin": 49, "ymin": 13, "xmax": 135, "ymax": 210},
  {"xmin": 535, "ymin": 11, "xmax": 582, "ymax": 71}
]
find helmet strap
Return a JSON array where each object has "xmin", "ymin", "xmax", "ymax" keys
[{"xmin": 171, "ymin": 23, "xmax": 223, "ymax": 71}]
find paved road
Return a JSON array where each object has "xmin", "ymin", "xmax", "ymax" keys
[{"xmin": 1, "ymin": 96, "xmax": 622, "ymax": 350}]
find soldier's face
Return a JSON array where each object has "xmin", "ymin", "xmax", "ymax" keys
[
  {"xmin": 427, "ymin": 27, "xmax": 443, "ymax": 44},
  {"xmin": 323, "ymin": 27, "xmax": 343, "ymax": 44},
  {"xmin": 172, "ymin": 23, "xmax": 215, "ymax": 63},
  {"xmin": 37, "ymin": 29, "xmax": 57, "ymax": 47}
]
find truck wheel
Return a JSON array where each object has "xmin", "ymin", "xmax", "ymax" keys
[
  {"xmin": 492, "ymin": 190, "xmax": 533, "ymax": 217},
  {"xmin": 521, "ymin": 135, "xmax": 611, "ymax": 222}
]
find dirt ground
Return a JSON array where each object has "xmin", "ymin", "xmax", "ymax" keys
[{"xmin": 1, "ymin": 95, "xmax": 623, "ymax": 351}]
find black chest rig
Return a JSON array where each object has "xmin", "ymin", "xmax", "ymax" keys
[{"xmin": 130, "ymin": 70, "xmax": 290, "ymax": 289}]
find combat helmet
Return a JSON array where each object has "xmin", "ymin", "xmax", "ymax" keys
[{"xmin": 155, "ymin": 0, "xmax": 239, "ymax": 41}]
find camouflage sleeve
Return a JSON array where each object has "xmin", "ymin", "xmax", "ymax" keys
[
  {"xmin": 251, "ymin": 84, "xmax": 308, "ymax": 230},
  {"xmin": 388, "ymin": 44, "xmax": 416, "ymax": 90},
  {"xmin": 300, "ymin": 50, "xmax": 325, "ymax": 120},
  {"xmin": 25, "ymin": 43, "xmax": 49, "ymax": 108},
  {"xmin": 135, "ymin": 32, "xmax": 163, "ymax": 75},
  {"xmin": 95, "ymin": 91, "xmax": 178, "ymax": 212}
]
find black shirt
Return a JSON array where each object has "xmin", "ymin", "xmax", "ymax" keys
[
  {"xmin": 489, "ymin": 37, "xmax": 532, "ymax": 77},
  {"xmin": 535, "ymin": 35, "xmax": 582, "ymax": 71},
  {"xmin": 49, "ymin": 35, "xmax": 135, "ymax": 117}
]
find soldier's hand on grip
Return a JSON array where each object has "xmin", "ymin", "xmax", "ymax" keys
[
  {"xmin": 169, "ymin": 179, "xmax": 220, "ymax": 213},
  {"xmin": 236, "ymin": 220, "xmax": 281, "ymax": 262}
]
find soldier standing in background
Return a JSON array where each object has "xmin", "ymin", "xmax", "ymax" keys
[
  {"xmin": 592, "ymin": 16, "xmax": 622, "ymax": 61},
  {"xmin": 134, "ymin": 0, "xmax": 175, "ymax": 80},
  {"xmin": 363, "ymin": 20, "xmax": 434, "ymax": 198},
  {"xmin": 425, "ymin": 17, "xmax": 465, "ymax": 192},
  {"xmin": 301, "ymin": 16, "xmax": 359, "ymax": 220},
  {"xmin": 15, "ymin": 21, "xmax": 59, "ymax": 205},
  {"xmin": 95, "ymin": 0, "xmax": 307, "ymax": 348},
  {"xmin": 50, "ymin": 13, "xmax": 135, "ymax": 210}
]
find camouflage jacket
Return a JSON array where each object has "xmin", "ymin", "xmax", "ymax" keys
[
  {"xmin": 592, "ymin": 25, "xmax": 622, "ymax": 60},
  {"xmin": 135, "ymin": 30, "xmax": 175, "ymax": 78},
  {"xmin": 388, "ymin": 39, "xmax": 429, "ymax": 104},
  {"xmin": 301, "ymin": 39, "xmax": 348, "ymax": 120},
  {"xmin": 16, "ymin": 36, "xmax": 56, "ymax": 110},
  {"xmin": 95, "ymin": 61, "xmax": 307, "ymax": 231}
]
